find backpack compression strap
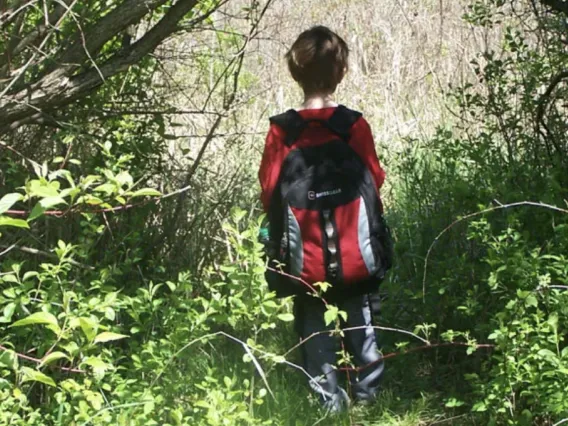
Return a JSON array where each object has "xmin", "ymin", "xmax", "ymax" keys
[{"xmin": 269, "ymin": 105, "xmax": 363, "ymax": 147}]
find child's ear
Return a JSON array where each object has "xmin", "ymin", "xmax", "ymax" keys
[{"xmin": 339, "ymin": 67, "xmax": 347, "ymax": 82}]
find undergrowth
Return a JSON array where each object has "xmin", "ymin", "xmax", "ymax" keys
[{"xmin": 1, "ymin": 0, "xmax": 568, "ymax": 425}]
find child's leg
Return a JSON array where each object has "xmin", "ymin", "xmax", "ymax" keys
[
  {"xmin": 340, "ymin": 294, "xmax": 384, "ymax": 402},
  {"xmin": 293, "ymin": 296, "xmax": 349, "ymax": 410}
]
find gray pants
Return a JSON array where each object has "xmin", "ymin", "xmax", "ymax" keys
[{"xmin": 293, "ymin": 294, "xmax": 384, "ymax": 407}]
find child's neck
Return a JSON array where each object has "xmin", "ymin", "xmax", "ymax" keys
[{"xmin": 299, "ymin": 92, "xmax": 338, "ymax": 110}]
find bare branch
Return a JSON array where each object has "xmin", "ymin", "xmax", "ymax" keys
[
  {"xmin": 540, "ymin": 0, "xmax": 568, "ymax": 15},
  {"xmin": 56, "ymin": 0, "xmax": 169, "ymax": 69},
  {"xmin": 535, "ymin": 70, "xmax": 568, "ymax": 137},
  {"xmin": 0, "ymin": 244, "xmax": 94, "ymax": 270},
  {"xmin": 422, "ymin": 201, "xmax": 568, "ymax": 300},
  {"xmin": 0, "ymin": 0, "xmax": 37, "ymax": 30},
  {"xmin": 0, "ymin": 344, "xmax": 85, "ymax": 373},
  {"xmin": 0, "ymin": 0, "xmax": 200, "ymax": 134}
]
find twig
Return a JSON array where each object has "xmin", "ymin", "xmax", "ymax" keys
[
  {"xmin": 535, "ymin": 70, "xmax": 568, "ymax": 138},
  {"xmin": 265, "ymin": 266, "xmax": 326, "ymax": 303},
  {"xmin": 59, "ymin": 141, "xmax": 73, "ymax": 170},
  {"xmin": 422, "ymin": 201, "xmax": 568, "ymax": 300},
  {"xmin": 0, "ymin": 244, "xmax": 17, "ymax": 257},
  {"xmin": 0, "ymin": 344, "xmax": 84, "ymax": 373},
  {"xmin": 0, "ymin": 244, "xmax": 94, "ymax": 270},
  {"xmin": 0, "ymin": 139, "xmax": 36, "ymax": 163},
  {"xmin": 540, "ymin": 0, "xmax": 568, "ymax": 15},
  {"xmin": 240, "ymin": 341, "xmax": 274, "ymax": 399},
  {"xmin": 147, "ymin": 330, "xmax": 325, "ymax": 397},
  {"xmin": 56, "ymin": 0, "xmax": 105, "ymax": 83},
  {"xmin": 338, "ymin": 342, "xmax": 495, "ymax": 373},
  {"xmin": 0, "ymin": 0, "xmax": 39, "ymax": 30},
  {"xmin": 0, "ymin": 0, "xmax": 78, "ymax": 99},
  {"xmin": 176, "ymin": 0, "xmax": 230, "ymax": 31},
  {"xmin": 429, "ymin": 414, "xmax": 469, "ymax": 425},
  {"xmin": 282, "ymin": 324, "xmax": 431, "ymax": 360},
  {"xmin": 78, "ymin": 402, "xmax": 151, "ymax": 426}
]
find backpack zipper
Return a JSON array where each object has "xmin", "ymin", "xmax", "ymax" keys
[{"xmin": 322, "ymin": 209, "xmax": 339, "ymax": 281}]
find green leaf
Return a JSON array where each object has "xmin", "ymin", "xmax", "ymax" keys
[
  {"xmin": 0, "ymin": 193, "xmax": 23, "ymax": 215},
  {"xmin": 39, "ymin": 352, "xmax": 70, "ymax": 367},
  {"xmin": 277, "ymin": 313, "xmax": 294, "ymax": 322},
  {"xmin": 0, "ymin": 349, "xmax": 18, "ymax": 370},
  {"xmin": 79, "ymin": 317, "xmax": 98, "ymax": 342},
  {"xmin": 2, "ymin": 302, "xmax": 16, "ymax": 321},
  {"xmin": 28, "ymin": 180, "xmax": 58, "ymax": 198},
  {"xmin": 11, "ymin": 311, "xmax": 61, "ymax": 335},
  {"xmin": 472, "ymin": 402, "xmax": 487, "ymax": 412},
  {"xmin": 28, "ymin": 197, "xmax": 67, "ymax": 221},
  {"xmin": 314, "ymin": 281, "xmax": 331, "ymax": 293},
  {"xmin": 130, "ymin": 188, "xmax": 161, "ymax": 198},
  {"xmin": 232, "ymin": 208, "xmax": 246, "ymax": 223},
  {"xmin": 81, "ymin": 357, "xmax": 111, "ymax": 379},
  {"xmin": 2, "ymin": 275, "xmax": 18, "ymax": 285},
  {"xmin": 93, "ymin": 332, "xmax": 128, "ymax": 344},
  {"xmin": 271, "ymin": 355, "xmax": 286, "ymax": 363},
  {"xmin": 445, "ymin": 398, "xmax": 465, "ymax": 408},
  {"xmin": 84, "ymin": 196, "xmax": 103, "ymax": 205},
  {"xmin": 524, "ymin": 294, "xmax": 538, "ymax": 308},
  {"xmin": 324, "ymin": 306, "xmax": 339, "ymax": 326},
  {"xmin": 115, "ymin": 171, "xmax": 133, "ymax": 187},
  {"xmin": 548, "ymin": 312, "xmax": 559, "ymax": 332},
  {"xmin": 80, "ymin": 175, "xmax": 101, "ymax": 189},
  {"xmin": 31, "ymin": 161, "xmax": 44, "ymax": 179},
  {"xmin": 537, "ymin": 349, "xmax": 557, "ymax": 360},
  {"xmin": 93, "ymin": 183, "xmax": 116, "ymax": 194},
  {"xmin": 23, "ymin": 271, "xmax": 38, "ymax": 281},
  {"xmin": 9, "ymin": 312, "xmax": 45, "ymax": 326},
  {"xmin": 144, "ymin": 400, "xmax": 155, "ymax": 415},
  {"xmin": 0, "ymin": 216, "xmax": 30, "ymax": 228},
  {"xmin": 21, "ymin": 367, "xmax": 56, "ymax": 387}
]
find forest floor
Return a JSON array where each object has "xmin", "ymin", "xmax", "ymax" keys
[{"xmin": 201, "ymin": 318, "xmax": 483, "ymax": 426}]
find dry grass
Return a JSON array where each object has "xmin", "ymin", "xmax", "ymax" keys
[
  {"xmin": 161, "ymin": 0, "xmax": 507, "ymax": 164},
  {"xmin": 241, "ymin": 0, "xmax": 504, "ymax": 146}
]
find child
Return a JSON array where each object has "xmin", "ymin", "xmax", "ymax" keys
[{"xmin": 258, "ymin": 26, "xmax": 389, "ymax": 412}]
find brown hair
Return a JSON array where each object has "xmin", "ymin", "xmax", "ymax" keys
[{"xmin": 285, "ymin": 26, "xmax": 349, "ymax": 95}]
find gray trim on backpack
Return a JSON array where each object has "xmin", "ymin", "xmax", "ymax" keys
[
  {"xmin": 358, "ymin": 197, "xmax": 376, "ymax": 274},
  {"xmin": 287, "ymin": 206, "xmax": 304, "ymax": 277}
]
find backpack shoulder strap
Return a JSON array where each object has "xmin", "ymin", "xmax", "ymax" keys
[
  {"xmin": 325, "ymin": 105, "xmax": 363, "ymax": 142},
  {"xmin": 269, "ymin": 109, "xmax": 307, "ymax": 147},
  {"xmin": 269, "ymin": 105, "xmax": 362, "ymax": 146}
]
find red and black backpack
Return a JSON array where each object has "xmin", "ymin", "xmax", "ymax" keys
[{"xmin": 265, "ymin": 105, "xmax": 393, "ymax": 299}]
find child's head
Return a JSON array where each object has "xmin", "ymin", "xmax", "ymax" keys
[{"xmin": 286, "ymin": 26, "xmax": 349, "ymax": 96}]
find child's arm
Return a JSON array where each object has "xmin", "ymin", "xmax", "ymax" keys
[
  {"xmin": 351, "ymin": 117, "xmax": 386, "ymax": 198},
  {"xmin": 258, "ymin": 124, "xmax": 287, "ymax": 212}
]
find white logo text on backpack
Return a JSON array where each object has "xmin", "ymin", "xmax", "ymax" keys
[{"xmin": 308, "ymin": 189, "xmax": 342, "ymax": 200}]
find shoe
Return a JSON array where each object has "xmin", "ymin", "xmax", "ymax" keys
[{"xmin": 322, "ymin": 387, "xmax": 350, "ymax": 414}]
